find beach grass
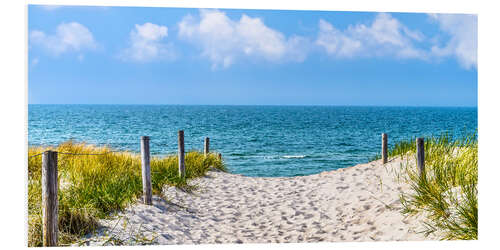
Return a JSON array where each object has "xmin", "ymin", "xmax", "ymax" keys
[
  {"xmin": 27, "ymin": 141, "xmax": 226, "ymax": 247},
  {"xmin": 390, "ymin": 133, "xmax": 477, "ymax": 240}
]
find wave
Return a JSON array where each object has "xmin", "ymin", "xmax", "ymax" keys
[{"xmin": 282, "ymin": 155, "xmax": 307, "ymax": 159}]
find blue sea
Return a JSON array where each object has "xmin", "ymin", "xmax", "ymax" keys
[{"xmin": 28, "ymin": 105, "xmax": 477, "ymax": 177}]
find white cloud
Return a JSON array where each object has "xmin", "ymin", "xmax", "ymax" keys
[
  {"xmin": 316, "ymin": 13, "xmax": 427, "ymax": 60},
  {"xmin": 178, "ymin": 9, "xmax": 308, "ymax": 69},
  {"xmin": 429, "ymin": 14, "xmax": 477, "ymax": 69},
  {"xmin": 29, "ymin": 22, "xmax": 96, "ymax": 56},
  {"xmin": 119, "ymin": 23, "xmax": 175, "ymax": 62}
]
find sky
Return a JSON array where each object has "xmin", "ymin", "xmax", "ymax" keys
[{"xmin": 28, "ymin": 5, "xmax": 477, "ymax": 106}]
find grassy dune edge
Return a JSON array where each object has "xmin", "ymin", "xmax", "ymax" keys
[
  {"xmin": 27, "ymin": 133, "xmax": 477, "ymax": 246},
  {"xmin": 389, "ymin": 134, "xmax": 478, "ymax": 240},
  {"xmin": 28, "ymin": 141, "xmax": 226, "ymax": 247}
]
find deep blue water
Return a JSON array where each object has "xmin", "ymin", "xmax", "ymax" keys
[{"xmin": 28, "ymin": 105, "xmax": 477, "ymax": 177}]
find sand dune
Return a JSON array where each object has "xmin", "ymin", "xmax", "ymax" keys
[{"xmin": 78, "ymin": 157, "xmax": 437, "ymax": 245}]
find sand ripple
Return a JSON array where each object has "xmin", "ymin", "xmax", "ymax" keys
[{"xmin": 79, "ymin": 158, "xmax": 436, "ymax": 245}]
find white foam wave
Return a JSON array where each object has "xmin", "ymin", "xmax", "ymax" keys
[{"xmin": 282, "ymin": 155, "xmax": 307, "ymax": 159}]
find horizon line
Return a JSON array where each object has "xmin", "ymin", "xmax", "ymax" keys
[{"xmin": 28, "ymin": 103, "xmax": 478, "ymax": 108}]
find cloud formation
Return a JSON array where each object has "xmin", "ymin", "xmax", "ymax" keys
[
  {"xmin": 316, "ymin": 13, "xmax": 426, "ymax": 60},
  {"xmin": 119, "ymin": 23, "xmax": 175, "ymax": 62},
  {"xmin": 429, "ymin": 14, "xmax": 477, "ymax": 69},
  {"xmin": 28, "ymin": 12, "xmax": 477, "ymax": 70},
  {"xmin": 29, "ymin": 22, "xmax": 96, "ymax": 56},
  {"xmin": 178, "ymin": 9, "xmax": 308, "ymax": 69}
]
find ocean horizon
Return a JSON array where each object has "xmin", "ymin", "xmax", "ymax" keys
[
  {"xmin": 28, "ymin": 104, "xmax": 478, "ymax": 107},
  {"xmin": 28, "ymin": 104, "xmax": 477, "ymax": 177}
]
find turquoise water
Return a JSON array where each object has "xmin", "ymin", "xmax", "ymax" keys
[{"xmin": 28, "ymin": 105, "xmax": 477, "ymax": 177}]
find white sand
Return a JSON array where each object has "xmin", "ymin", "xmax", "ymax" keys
[{"xmin": 78, "ymin": 157, "xmax": 438, "ymax": 246}]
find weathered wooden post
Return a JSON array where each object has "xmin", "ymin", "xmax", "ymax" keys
[
  {"xmin": 382, "ymin": 133, "xmax": 388, "ymax": 164},
  {"xmin": 416, "ymin": 138, "xmax": 425, "ymax": 177},
  {"xmin": 42, "ymin": 150, "xmax": 58, "ymax": 247},
  {"xmin": 204, "ymin": 137, "xmax": 210, "ymax": 156},
  {"xmin": 140, "ymin": 136, "xmax": 152, "ymax": 205},
  {"xmin": 178, "ymin": 130, "xmax": 185, "ymax": 178}
]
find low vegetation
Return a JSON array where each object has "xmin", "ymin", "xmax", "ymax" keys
[
  {"xmin": 28, "ymin": 141, "xmax": 226, "ymax": 247},
  {"xmin": 389, "ymin": 134, "xmax": 477, "ymax": 240}
]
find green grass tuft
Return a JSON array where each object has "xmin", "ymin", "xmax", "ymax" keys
[
  {"xmin": 27, "ymin": 141, "xmax": 226, "ymax": 246},
  {"xmin": 391, "ymin": 133, "xmax": 477, "ymax": 240}
]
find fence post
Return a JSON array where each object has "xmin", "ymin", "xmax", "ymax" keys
[
  {"xmin": 382, "ymin": 133, "xmax": 388, "ymax": 164},
  {"xmin": 204, "ymin": 137, "xmax": 210, "ymax": 156},
  {"xmin": 140, "ymin": 136, "xmax": 152, "ymax": 205},
  {"xmin": 416, "ymin": 138, "xmax": 425, "ymax": 177},
  {"xmin": 178, "ymin": 130, "xmax": 185, "ymax": 178},
  {"xmin": 42, "ymin": 150, "xmax": 58, "ymax": 247}
]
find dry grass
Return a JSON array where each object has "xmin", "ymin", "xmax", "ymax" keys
[
  {"xmin": 392, "ymin": 134, "xmax": 477, "ymax": 240},
  {"xmin": 27, "ymin": 141, "xmax": 225, "ymax": 246}
]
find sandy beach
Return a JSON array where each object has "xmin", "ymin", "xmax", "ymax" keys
[{"xmin": 78, "ymin": 157, "xmax": 437, "ymax": 245}]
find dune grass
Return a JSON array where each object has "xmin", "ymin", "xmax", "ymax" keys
[
  {"xmin": 387, "ymin": 134, "xmax": 477, "ymax": 240},
  {"xmin": 27, "ymin": 141, "xmax": 226, "ymax": 247}
]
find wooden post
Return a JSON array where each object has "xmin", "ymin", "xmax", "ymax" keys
[
  {"xmin": 218, "ymin": 153, "xmax": 222, "ymax": 161},
  {"xmin": 204, "ymin": 137, "xmax": 210, "ymax": 156},
  {"xmin": 178, "ymin": 130, "xmax": 185, "ymax": 178},
  {"xmin": 140, "ymin": 136, "xmax": 152, "ymax": 205},
  {"xmin": 416, "ymin": 138, "xmax": 425, "ymax": 177},
  {"xmin": 382, "ymin": 133, "xmax": 388, "ymax": 164},
  {"xmin": 42, "ymin": 150, "xmax": 58, "ymax": 247}
]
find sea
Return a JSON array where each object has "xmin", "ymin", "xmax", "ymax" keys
[{"xmin": 28, "ymin": 105, "xmax": 477, "ymax": 177}]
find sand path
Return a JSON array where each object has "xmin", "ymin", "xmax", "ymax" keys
[{"xmin": 80, "ymin": 157, "xmax": 436, "ymax": 245}]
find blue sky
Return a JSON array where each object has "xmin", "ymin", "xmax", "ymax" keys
[{"xmin": 28, "ymin": 5, "xmax": 477, "ymax": 106}]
